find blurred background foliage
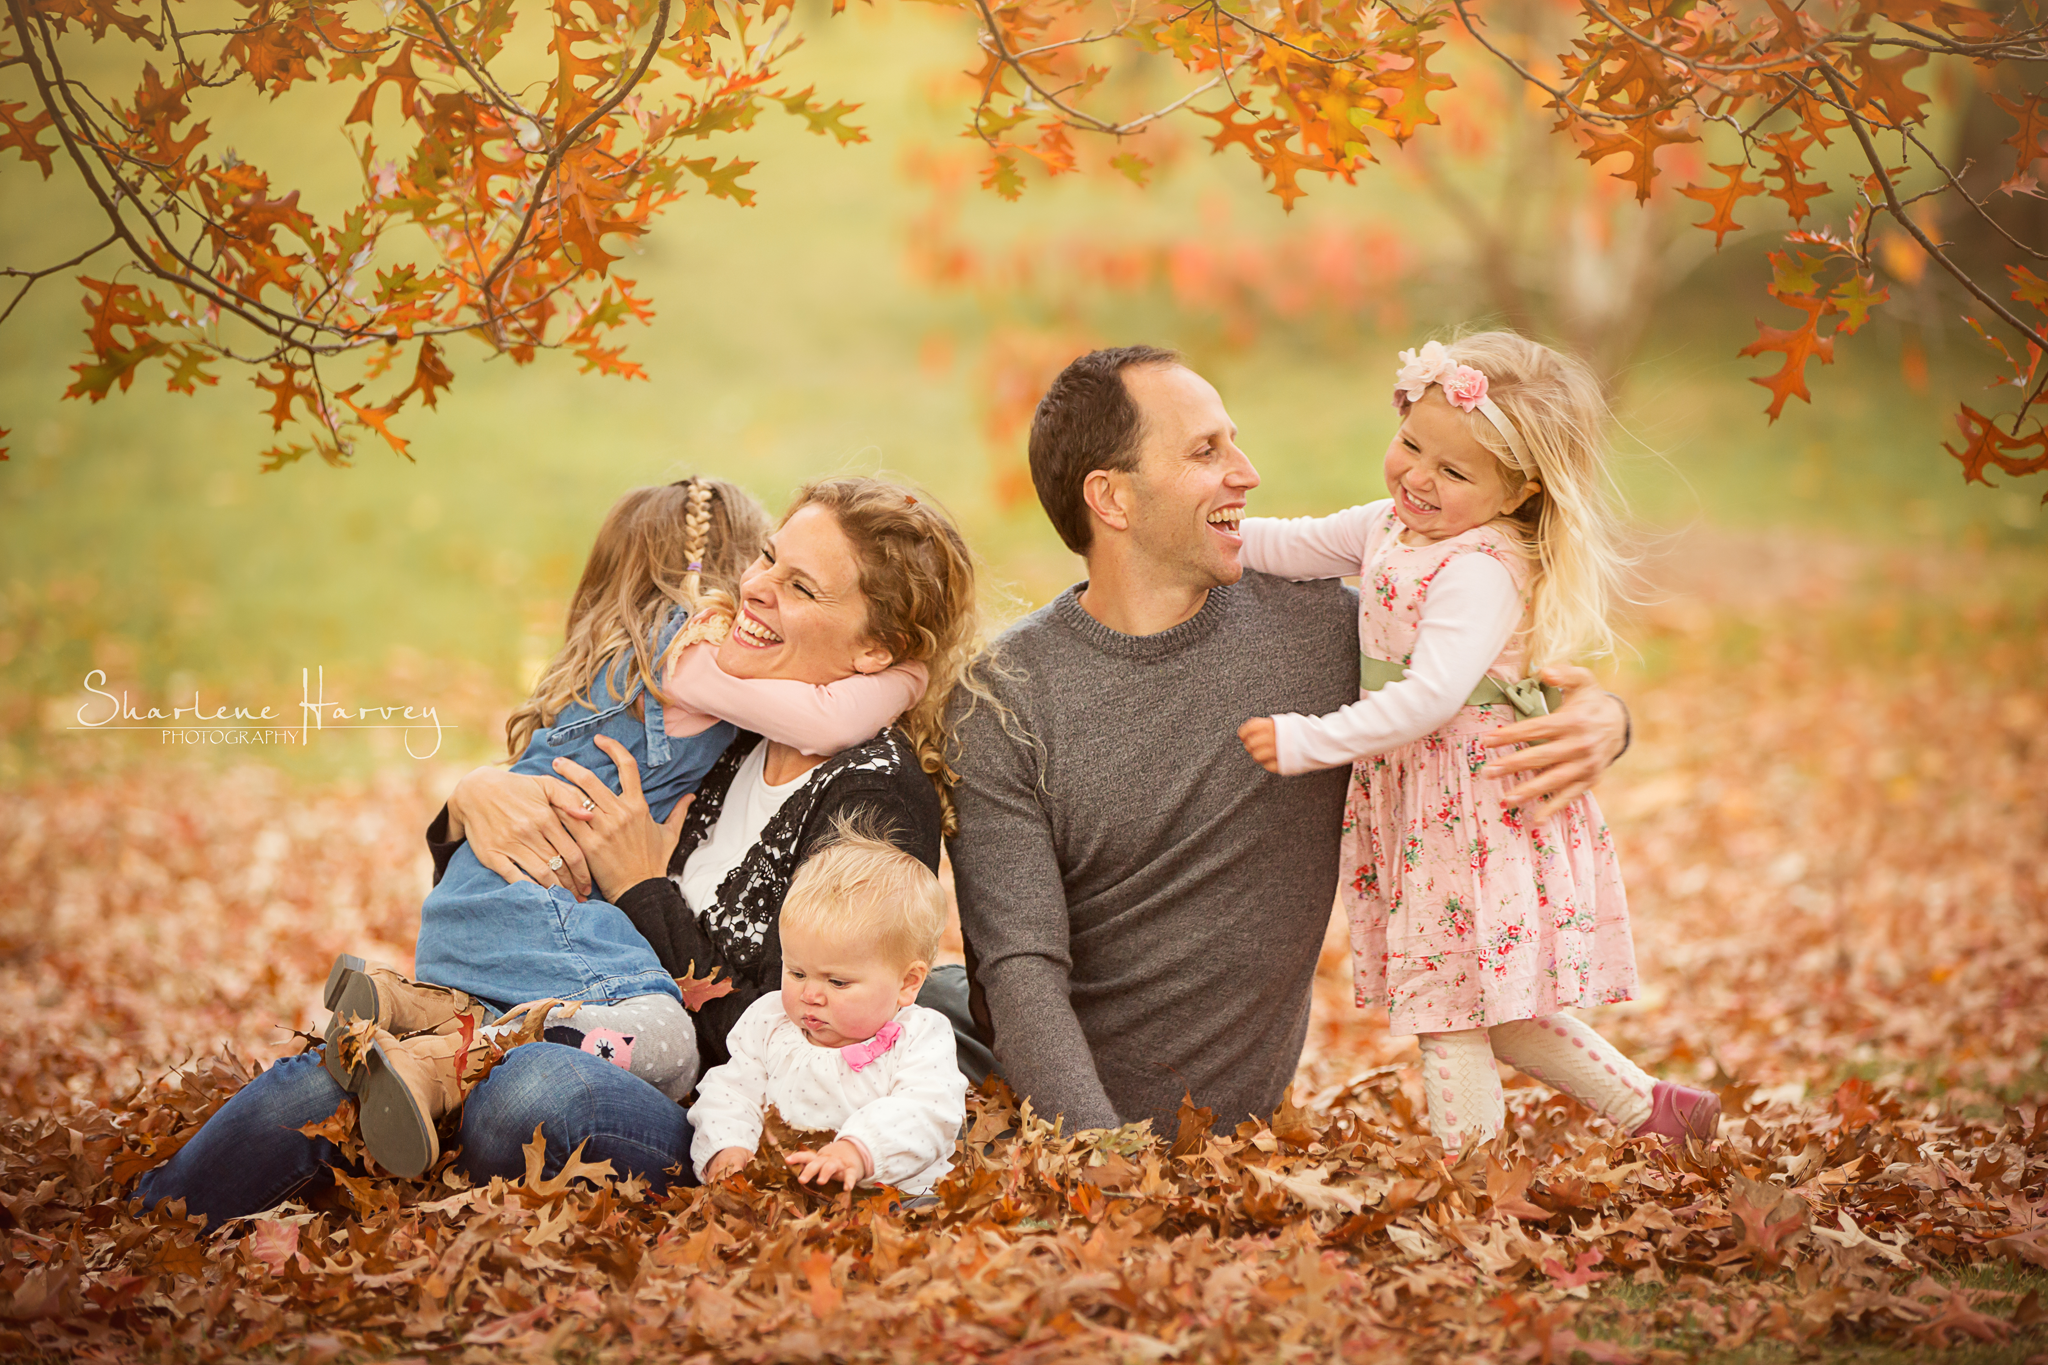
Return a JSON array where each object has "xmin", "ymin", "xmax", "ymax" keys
[{"xmin": 2, "ymin": 0, "xmax": 2043, "ymax": 781}]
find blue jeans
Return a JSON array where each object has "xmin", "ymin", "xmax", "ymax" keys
[{"xmin": 133, "ymin": 1045, "xmax": 696, "ymax": 1230}]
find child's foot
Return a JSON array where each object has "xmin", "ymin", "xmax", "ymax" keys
[
  {"xmin": 322, "ymin": 954, "xmax": 487, "ymax": 1089},
  {"xmin": 1631, "ymin": 1081, "xmax": 1722, "ymax": 1145},
  {"xmin": 356, "ymin": 1025, "xmax": 487, "ymax": 1178}
]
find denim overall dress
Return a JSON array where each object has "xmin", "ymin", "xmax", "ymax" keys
[{"xmin": 412, "ymin": 606, "xmax": 733, "ymax": 1011}]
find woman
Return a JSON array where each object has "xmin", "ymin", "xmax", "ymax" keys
[{"xmin": 135, "ymin": 477, "xmax": 987, "ymax": 1228}]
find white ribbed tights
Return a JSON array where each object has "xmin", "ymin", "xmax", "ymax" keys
[{"xmin": 1418, "ymin": 1014, "xmax": 1656, "ymax": 1151}]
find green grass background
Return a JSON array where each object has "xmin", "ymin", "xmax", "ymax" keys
[{"xmin": 2, "ymin": 0, "xmax": 2042, "ymax": 780}]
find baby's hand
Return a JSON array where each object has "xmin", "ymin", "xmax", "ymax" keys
[
  {"xmin": 786, "ymin": 1138, "xmax": 872, "ymax": 1192},
  {"xmin": 702, "ymin": 1146, "xmax": 753, "ymax": 1182},
  {"xmin": 1238, "ymin": 718, "xmax": 1281, "ymax": 774}
]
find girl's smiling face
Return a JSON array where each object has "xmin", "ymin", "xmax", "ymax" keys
[{"xmin": 1383, "ymin": 389, "xmax": 1537, "ymax": 542}]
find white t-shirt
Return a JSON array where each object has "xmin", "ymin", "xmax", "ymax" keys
[{"xmin": 675, "ymin": 742, "xmax": 819, "ymax": 917}]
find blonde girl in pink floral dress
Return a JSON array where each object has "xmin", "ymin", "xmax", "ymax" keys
[{"xmin": 1237, "ymin": 332, "xmax": 1720, "ymax": 1154}]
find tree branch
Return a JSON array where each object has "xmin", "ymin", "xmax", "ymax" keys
[
  {"xmin": 1814, "ymin": 61, "xmax": 2047, "ymax": 389},
  {"xmin": 479, "ymin": 0, "xmax": 673, "ymax": 318}
]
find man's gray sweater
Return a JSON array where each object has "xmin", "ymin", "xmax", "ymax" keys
[{"xmin": 947, "ymin": 572, "xmax": 1360, "ymax": 1135}]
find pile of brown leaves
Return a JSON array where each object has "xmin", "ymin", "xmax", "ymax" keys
[{"xmin": 2, "ymin": 535, "xmax": 2044, "ymax": 1362}]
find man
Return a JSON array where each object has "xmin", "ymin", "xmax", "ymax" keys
[{"xmin": 946, "ymin": 346, "xmax": 1628, "ymax": 1135}]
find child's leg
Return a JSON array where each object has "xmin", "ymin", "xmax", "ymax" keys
[
  {"xmin": 1486, "ymin": 1015, "xmax": 1655, "ymax": 1132},
  {"xmin": 539, "ymin": 995, "xmax": 701, "ymax": 1102},
  {"xmin": 322, "ymin": 954, "xmax": 488, "ymax": 1090},
  {"xmin": 1417, "ymin": 1029, "xmax": 1506, "ymax": 1153}
]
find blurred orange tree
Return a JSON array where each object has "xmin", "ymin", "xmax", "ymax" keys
[{"xmin": 2, "ymin": 0, "xmax": 2044, "ymax": 494}]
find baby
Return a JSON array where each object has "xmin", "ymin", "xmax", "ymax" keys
[{"xmin": 690, "ymin": 819, "xmax": 968, "ymax": 1195}]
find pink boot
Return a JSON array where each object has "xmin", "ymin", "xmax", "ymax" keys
[{"xmin": 1632, "ymin": 1081, "xmax": 1721, "ymax": 1144}]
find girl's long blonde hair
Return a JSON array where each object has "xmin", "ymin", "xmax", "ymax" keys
[
  {"xmin": 506, "ymin": 478, "xmax": 773, "ymax": 756},
  {"xmin": 783, "ymin": 476, "xmax": 984, "ymax": 834},
  {"xmin": 1432, "ymin": 331, "xmax": 1631, "ymax": 672}
]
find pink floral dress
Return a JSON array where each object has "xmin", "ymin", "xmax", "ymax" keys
[{"xmin": 1345, "ymin": 509, "xmax": 1637, "ymax": 1034}]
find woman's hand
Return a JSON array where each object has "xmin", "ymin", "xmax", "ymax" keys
[
  {"xmin": 1477, "ymin": 666, "xmax": 1629, "ymax": 824},
  {"xmin": 549, "ymin": 735, "xmax": 692, "ymax": 902},
  {"xmin": 702, "ymin": 1146, "xmax": 753, "ymax": 1182},
  {"xmin": 447, "ymin": 765, "xmax": 595, "ymax": 897},
  {"xmin": 787, "ymin": 1137, "xmax": 872, "ymax": 1192}
]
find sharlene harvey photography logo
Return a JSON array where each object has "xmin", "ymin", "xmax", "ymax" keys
[{"xmin": 72, "ymin": 668, "xmax": 449, "ymax": 758}]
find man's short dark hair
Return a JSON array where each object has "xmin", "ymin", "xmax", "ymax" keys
[{"xmin": 1028, "ymin": 345, "xmax": 1182, "ymax": 554}]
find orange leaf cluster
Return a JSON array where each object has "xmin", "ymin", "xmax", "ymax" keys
[
  {"xmin": 1736, "ymin": 244, "xmax": 1889, "ymax": 421},
  {"xmin": 934, "ymin": 0, "xmax": 2046, "ymax": 498},
  {"xmin": 949, "ymin": 0, "xmax": 1454, "ymax": 209},
  {"xmin": 3, "ymin": 0, "xmax": 869, "ymax": 465},
  {"xmin": 1, "ymin": 539, "xmax": 2044, "ymax": 1359}
]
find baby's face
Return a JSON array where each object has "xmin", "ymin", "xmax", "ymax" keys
[{"xmin": 779, "ymin": 924, "xmax": 922, "ymax": 1048}]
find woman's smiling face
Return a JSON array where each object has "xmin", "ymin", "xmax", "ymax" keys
[{"xmin": 715, "ymin": 503, "xmax": 895, "ymax": 685}]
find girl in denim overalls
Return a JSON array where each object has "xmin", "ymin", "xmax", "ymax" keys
[{"xmin": 320, "ymin": 478, "xmax": 927, "ymax": 1178}]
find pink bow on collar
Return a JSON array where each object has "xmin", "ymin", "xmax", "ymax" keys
[{"xmin": 840, "ymin": 1020, "xmax": 903, "ymax": 1072}]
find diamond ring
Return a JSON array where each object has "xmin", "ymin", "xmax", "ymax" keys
[{"xmin": 547, "ymin": 856, "xmax": 565, "ymax": 871}]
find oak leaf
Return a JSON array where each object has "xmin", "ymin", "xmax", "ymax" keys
[
  {"xmin": 1271, "ymin": 1086, "xmax": 1319, "ymax": 1150},
  {"xmin": 519, "ymin": 1128, "xmax": 617, "ymax": 1199},
  {"xmin": 1169, "ymin": 1092, "xmax": 1215, "ymax": 1157},
  {"xmin": 1726, "ymin": 1175, "xmax": 1808, "ymax": 1269},
  {"xmin": 1680, "ymin": 164, "xmax": 1765, "ymax": 248},
  {"xmin": 1541, "ymin": 1248, "xmax": 1608, "ymax": 1294},
  {"xmin": 1906, "ymin": 1286, "xmax": 2013, "ymax": 1347},
  {"xmin": 1946, "ymin": 409, "xmax": 2048, "ymax": 492},
  {"xmin": 1740, "ymin": 296, "xmax": 1835, "ymax": 420},
  {"xmin": 243, "ymin": 1220, "xmax": 300, "ymax": 1276},
  {"xmin": 676, "ymin": 962, "xmax": 736, "ymax": 1012},
  {"xmin": 0, "ymin": 101, "xmax": 57, "ymax": 178},
  {"xmin": 1991, "ymin": 91, "xmax": 2048, "ymax": 190},
  {"xmin": 1486, "ymin": 1155, "xmax": 1552, "ymax": 1223}
]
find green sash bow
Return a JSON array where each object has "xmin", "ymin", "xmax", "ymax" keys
[{"xmin": 1359, "ymin": 655, "xmax": 1561, "ymax": 719}]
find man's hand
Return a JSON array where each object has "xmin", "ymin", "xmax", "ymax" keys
[
  {"xmin": 1238, "ymin": 717, "xmax": 1281, "ymax": 774},
  {"xmin": 1477, "ymin": 665, "xmax": 1628, "ymax": 824},
  {"xmin": 702, "ymin": 1146, "xmax": 753, "ymax": 1182},
  {"xmin": 786, "ymin": 1138, "xmax": 872, "ymax": 1192}
]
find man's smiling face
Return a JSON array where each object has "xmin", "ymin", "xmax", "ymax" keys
[{"xmin": 1115, "ymin": 363, "xmax": 1261, "ymax": 591}]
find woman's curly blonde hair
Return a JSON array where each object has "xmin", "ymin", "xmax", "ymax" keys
[{"xmin": 506, "ymin": 477, "xmax": 773, "ymax": 757}]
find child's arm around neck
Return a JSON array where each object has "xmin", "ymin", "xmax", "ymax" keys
[{"xmin": 660, "ymin": 638, "xmax": 929, "ymax": 758}]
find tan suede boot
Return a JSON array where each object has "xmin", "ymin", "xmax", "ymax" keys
[
  {"xmin": 356, "ymin": 1022, "xmax": 494, "ymax": 1179},
  {"xmin": 322, "ymin": 954, "xmax": 488, "ymax": 1089}
]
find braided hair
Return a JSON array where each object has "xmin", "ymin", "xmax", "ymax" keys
[{"xmin": 505, "ymin": 477, "xmax": 772, "ymax": 757}]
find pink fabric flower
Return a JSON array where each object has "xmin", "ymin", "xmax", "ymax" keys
[
  {"xmin": 1441, "ymin": 365, "xmax": 1489, "ymax": 412},
  {"xmin": 840, "ymin": 1019, "xmax": 903, "ymax": 1072}
]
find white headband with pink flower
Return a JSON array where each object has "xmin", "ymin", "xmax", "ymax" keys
[{"xmin": 1393, "ymin": 341, "xmax": 1531, "ymax": 470}]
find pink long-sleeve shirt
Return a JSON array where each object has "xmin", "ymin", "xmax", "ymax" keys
[{"xmin": 659, "ymin": 643, "xmax": 928, "ymax": 758}]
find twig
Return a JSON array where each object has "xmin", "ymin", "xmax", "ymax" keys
[
  {"xmin": 1814, "ymin": 60, "xmax": 2048, "ymax": 427},
  {"xmin": 0, "ymin": 232, "xmax": 120, "ymax": 327}
]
